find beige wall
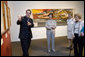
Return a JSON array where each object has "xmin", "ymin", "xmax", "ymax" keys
[{"xmin": 8, "ymin": 1, "xmax": 84, "ymax": 42}]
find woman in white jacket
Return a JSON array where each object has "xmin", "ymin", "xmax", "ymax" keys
[
  {"xmin": 72, "ymin": 14, "xmax": 84, "ymax": 56},
  {"xmin": 67, "ymin": 14, "xmax": 75, "ymax": 49}
]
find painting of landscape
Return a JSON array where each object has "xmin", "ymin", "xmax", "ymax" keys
[{"xmin": 32, "ymin": 9, "xmax": 73, "ymax": 27}]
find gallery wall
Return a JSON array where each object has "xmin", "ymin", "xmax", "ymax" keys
[{"xmin": 8, "ymin": 1, "xmax": 84, "ymax": 42}]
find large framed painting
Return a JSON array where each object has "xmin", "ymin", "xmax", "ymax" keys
[
  {"xmin": 1, "ymin": 1, "xmax": 5, "ymax": 35},
  {"xmin": 3, "ymin": 1, "xmax": 9, "ymax": 30},
  {"xmin": 1, "ymin": 1, "xmax": 10, "ymax": 35},
  {"xmin": 7, "ymin": 7, "xmax": 11, "ymax": 28},
  {"xmin": 32, "ymin": 9, "xmax": 73, "ymax": 27}
]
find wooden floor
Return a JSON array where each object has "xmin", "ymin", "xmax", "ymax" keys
[{"xmin": 11, "ymin": 36, "xmax": 76, "ymax": 56}]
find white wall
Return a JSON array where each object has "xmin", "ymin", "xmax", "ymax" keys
[{"xmin": 8, "ymin": 1, "xmax": 84, "ymax": 42}]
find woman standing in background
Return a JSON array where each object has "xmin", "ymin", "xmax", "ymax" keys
[
  {"xmin": 67, "ymin": 14, "xmax": 75, "ymax": 49},
  {"xmin": 72, "ymin": 14, "xmax": 84, "ymax": 56}
]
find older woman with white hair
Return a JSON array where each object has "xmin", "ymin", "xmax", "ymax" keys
[{"xmin": 72, "ymin": 14, "xmax": 84, "ymax": 56}]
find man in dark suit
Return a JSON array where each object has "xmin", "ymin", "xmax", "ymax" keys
[{"xmin": 17, "ymin": 9, "xmax": 34, "ymax": 56}]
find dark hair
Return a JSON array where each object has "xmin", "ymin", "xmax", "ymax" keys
[
  {"xmin": 68, "ymin": 13, "xmax": 73, "ymax": 17},
  {"xmin": 48, "ymin": 13, "xmax": 53, "ymax": 18},
  {"xmin": 26, "ymin": 9, "xmax": 31, "ymax": 14}
]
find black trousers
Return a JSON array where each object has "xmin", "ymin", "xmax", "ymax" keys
[
  {"xmin": 20, "ymin": 38, "xmax": 31, "ymax": 56},
  {"xmin": 73, "ymin": 33, "xmax": 84, "ymax": 56},
  {"xmin": 81, "ymin": 36, "xmax": 84, "ymax": 56}
]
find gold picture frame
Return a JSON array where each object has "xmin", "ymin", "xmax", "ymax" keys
[
  {"xmin": 4, "ymin": 2, "xmax": 9, "ymax": 30},
  {"xmin": 1, "ymin": 1, "xmax": 5, "ymax": 35},
  {"xmin": 1, "ymin": 1, "xmax": 10, "ymax": 35},
  {"xmin": 7, "ymin": 7, "xmax": 11, "ymax": 28}
]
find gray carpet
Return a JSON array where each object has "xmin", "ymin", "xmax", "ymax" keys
[{"xmin": 11, "ymin": 36, "xmax": 74, "ymax": 56}]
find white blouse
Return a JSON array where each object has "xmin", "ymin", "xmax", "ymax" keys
[
  {"xmin": 72, "ymin": 20, "xmax": 84, "ymax": 36},
  {"xmin": 45, "ymin": 19, "xmax": 56, "ymax": 30},
  {"xmin": 74, "ymin": 22, "xmax": 80, "ymax": 34},
  {"xmin": 67, "ymin": 18, "xmax": 74, "ymax": 31}
]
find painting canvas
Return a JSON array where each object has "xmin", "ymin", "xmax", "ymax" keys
[
  {"xmin": 32, "ymin": 9, "xmax": 73, "ymax": 27},
  {"xmin": 7, "ymin": 7, "xmax": 11, "ymax": 28},
  {"xmin": 4, "ymin": 2, "xmax": 9, "ymax": 30},
  {"xmin": 1, "ymin": 2, "xmax": 5, "ymax": 34}
]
